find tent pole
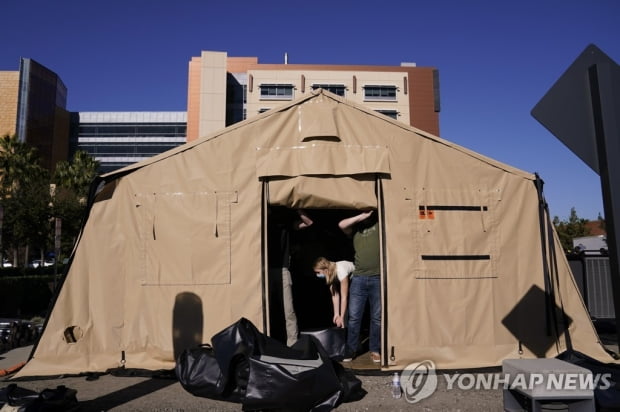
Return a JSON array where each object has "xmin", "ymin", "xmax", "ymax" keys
[
  {"xmin": 261, "ymin": 180, "xmax": 270, "ymax": 335},
  {"xmin": 534, "ymin": 176, "xmax": 558, "ymax": 340},
  {"xmin": 377, "ymin": 176, "xmax": 388, "ymax": 366}
]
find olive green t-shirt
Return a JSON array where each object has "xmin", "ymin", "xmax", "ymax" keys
[{"xmin": 352, "ymin": 222, "xmax": 380, "ymax": 276}]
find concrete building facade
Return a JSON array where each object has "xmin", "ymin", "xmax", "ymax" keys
[
  {"xmin": 1, "ymin": 59, "xmax": 188, "ymax": 174},
  {"xmin": 187, "ymin": 51, "xmax": 440, "ymax": 142},
  {"xmin": 73, "ymin": 112, "xmax": 187, "ymax": 174}
]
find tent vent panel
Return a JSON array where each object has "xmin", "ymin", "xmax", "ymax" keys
[
  {"xmin": 421, "ymin": 255, "xmax": 491, "ymax": 260},
  {"xmin": 296, "ymin": 97, "xmax": 340, "ymax": 142},
  {"xmin": 419, "ymin": 205, "xmax": 489, "ymax": 212},
  {"xmin": 136, "ymin": 191, "xmax": 236, "ymax": 286}
]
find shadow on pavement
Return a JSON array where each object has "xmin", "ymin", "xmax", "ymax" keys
[{"xmin": 78, "ymin": 377, "xmax": 177, "ymax": 410}]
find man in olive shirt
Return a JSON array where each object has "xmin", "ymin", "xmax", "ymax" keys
[{"xmin": 338, "ymin": 210, "xmax": 381, "ymax": 363}]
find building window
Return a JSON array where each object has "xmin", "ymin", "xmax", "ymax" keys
[
  {"xmin": 363, "ymin": 85, "xmax": 397, "ymax": 101},
  {"xmin": 375, "ymin": 109, "xmax": 399, "ymax": 120},
  {"xmin": 259, "ymin": 84, "xmax": 294, "ymax": 100},
  {"xmin": 76, "ymin": 116, "xmax": 186, "ymax": 173},
  {"xmin": 311, "ymin": 84, "xmax": 346, "ymax": 96}
]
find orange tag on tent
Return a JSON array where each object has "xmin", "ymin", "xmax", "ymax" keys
[{"xmin": 419, "ymin": 209, "xmax": 435, "ymax": 220}]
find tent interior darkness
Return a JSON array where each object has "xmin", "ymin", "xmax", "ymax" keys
[{"xmin": 267, "ymin": 207, "xmax": 373, "ymax": 349}]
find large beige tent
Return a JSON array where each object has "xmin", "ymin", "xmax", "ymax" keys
[{"xmin": 17, "ymin": 89, "xmax": 615, "ymax": 377}]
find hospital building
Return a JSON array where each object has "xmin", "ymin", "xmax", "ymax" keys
[{"xmin": 0, "ymin": 52, "xmax": 440, "ymax": 172}]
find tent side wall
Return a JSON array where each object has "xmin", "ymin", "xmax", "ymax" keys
[
  {"xmin": 18, "ymin": 115, "xmax": 266, "ymax": 376},
  {"xmin": 380, "ymin": 120, "xmax": 609, "ymax": 368}
]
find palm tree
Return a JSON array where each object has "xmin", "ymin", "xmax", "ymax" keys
[
  {"xmin": 52, "ymin": 150, "xmax": 100, "ymax": 261},
  {"xmin": 0, "ymin": 134, "xmax": 49, "ymax": 266},
  {"xmin": 0, "ymin": 134, "xmax": 46, "ymax": 197},
  {"xmin": 53, "ymin": 150, "xmax": 100, "ymax": 201}
]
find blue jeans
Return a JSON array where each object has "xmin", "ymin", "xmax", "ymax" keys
[{"xmin": 346, "ymin": 275, "xmax": 381, "ymax": 354}]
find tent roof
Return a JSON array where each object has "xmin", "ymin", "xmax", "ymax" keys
[{"xmin": 102, "ymin": 89, "xmax": 535, "ymax": 182}]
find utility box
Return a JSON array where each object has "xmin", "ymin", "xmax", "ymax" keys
[
  {"xmin": 502, "ymin": 358, "xmax": 595, "ymax": 412},
  {"xmin": 568, "ymin": 255, "xmax": 614, "ymax": 319}
]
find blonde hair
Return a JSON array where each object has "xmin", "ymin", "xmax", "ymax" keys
[{"xmin": 313, "ymin": 257, "xmax": 338, "ymax": 285}]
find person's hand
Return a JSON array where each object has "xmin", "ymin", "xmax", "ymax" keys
[
  {"xmin": 296, "ymin": 209, "xmax": 313, "ymax": 228},
  {"xmin": 339, "ymin": 209, "xmax": 375, "ymax": 235},
  {"xmin": 333, "ymin": 314, "xmax": 344, "ymax": 328}
]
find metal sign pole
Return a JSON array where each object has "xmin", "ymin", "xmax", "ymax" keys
[
  {"xmin": 588, "ymin": 61, "xmax": 620, "ymax": 346},
  {"xmin": 532, "ymin": 44, "xmax": 620, "ymax": 347}
]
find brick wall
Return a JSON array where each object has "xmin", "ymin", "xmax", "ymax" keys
[{"xmin": 0, "ymin": 71, "xmax": 19, "ymax": 137}]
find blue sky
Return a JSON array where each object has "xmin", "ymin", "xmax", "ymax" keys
[{"xmin": 2, "ymin": 0, "xmax": 618, "ymax": 220}]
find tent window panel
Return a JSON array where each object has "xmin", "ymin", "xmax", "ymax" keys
[
  {"xmin": 137, "ymin": 192, "xmax": 233, "ymax": 286},
  {"xmin": 414, "ymin": 191, "xmax": 498, "ymax": 279},
  {"xmin": 418, "ymin": 211, "xmax": 493, "ymax": 255}
]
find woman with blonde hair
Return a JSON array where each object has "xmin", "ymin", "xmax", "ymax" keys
[{"xmin": 313, "ymin": 257, "xmax": 355, "ymax": 328}]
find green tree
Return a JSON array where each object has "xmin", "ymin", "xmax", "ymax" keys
[
  {"xmin": 4, "ymin": 176, "xmax": 52, "ymax": 265},
  {"xmin": 0, "ymin": 134, "xmax": 50, "ymax": 266},
  {"xmin": 597, "ymin": 212, "xmax": 606, "ymax": 232},
  {"xmin": 552, "ymin": 207, "xmax": 592, "ymax": 253},
  {"xmin": 51, "ymin": 150, "xmax": 100, "ymax": 260}
]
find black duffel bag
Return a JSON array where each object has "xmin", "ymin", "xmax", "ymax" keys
[
  {"xmin": 176, "ymin": 318, "xmax": 365, "ymax": 411},
  {"xmin": 175, "ymin": 344, "xmax": 228, "ymax": 400},
  {"xmin": 299, "ymin": 327, "xmax": 347, "ymax": 361}
]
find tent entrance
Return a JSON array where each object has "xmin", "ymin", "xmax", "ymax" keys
[
  {"xmin": 263, "ymin": 175, "xmax": 384, "ymax": 364},
  {"xmin": 266, "ymin": 207, "xmax": 357, "ymax": 344}
]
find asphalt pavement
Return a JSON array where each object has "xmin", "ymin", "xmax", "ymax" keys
[
  {"xmin": 3, "ymin": 336, "xmax": 620, "ymax": 411},
  {"xmin": 1, "ymin": 345, "xmax": 505, "ymax": 411}
]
